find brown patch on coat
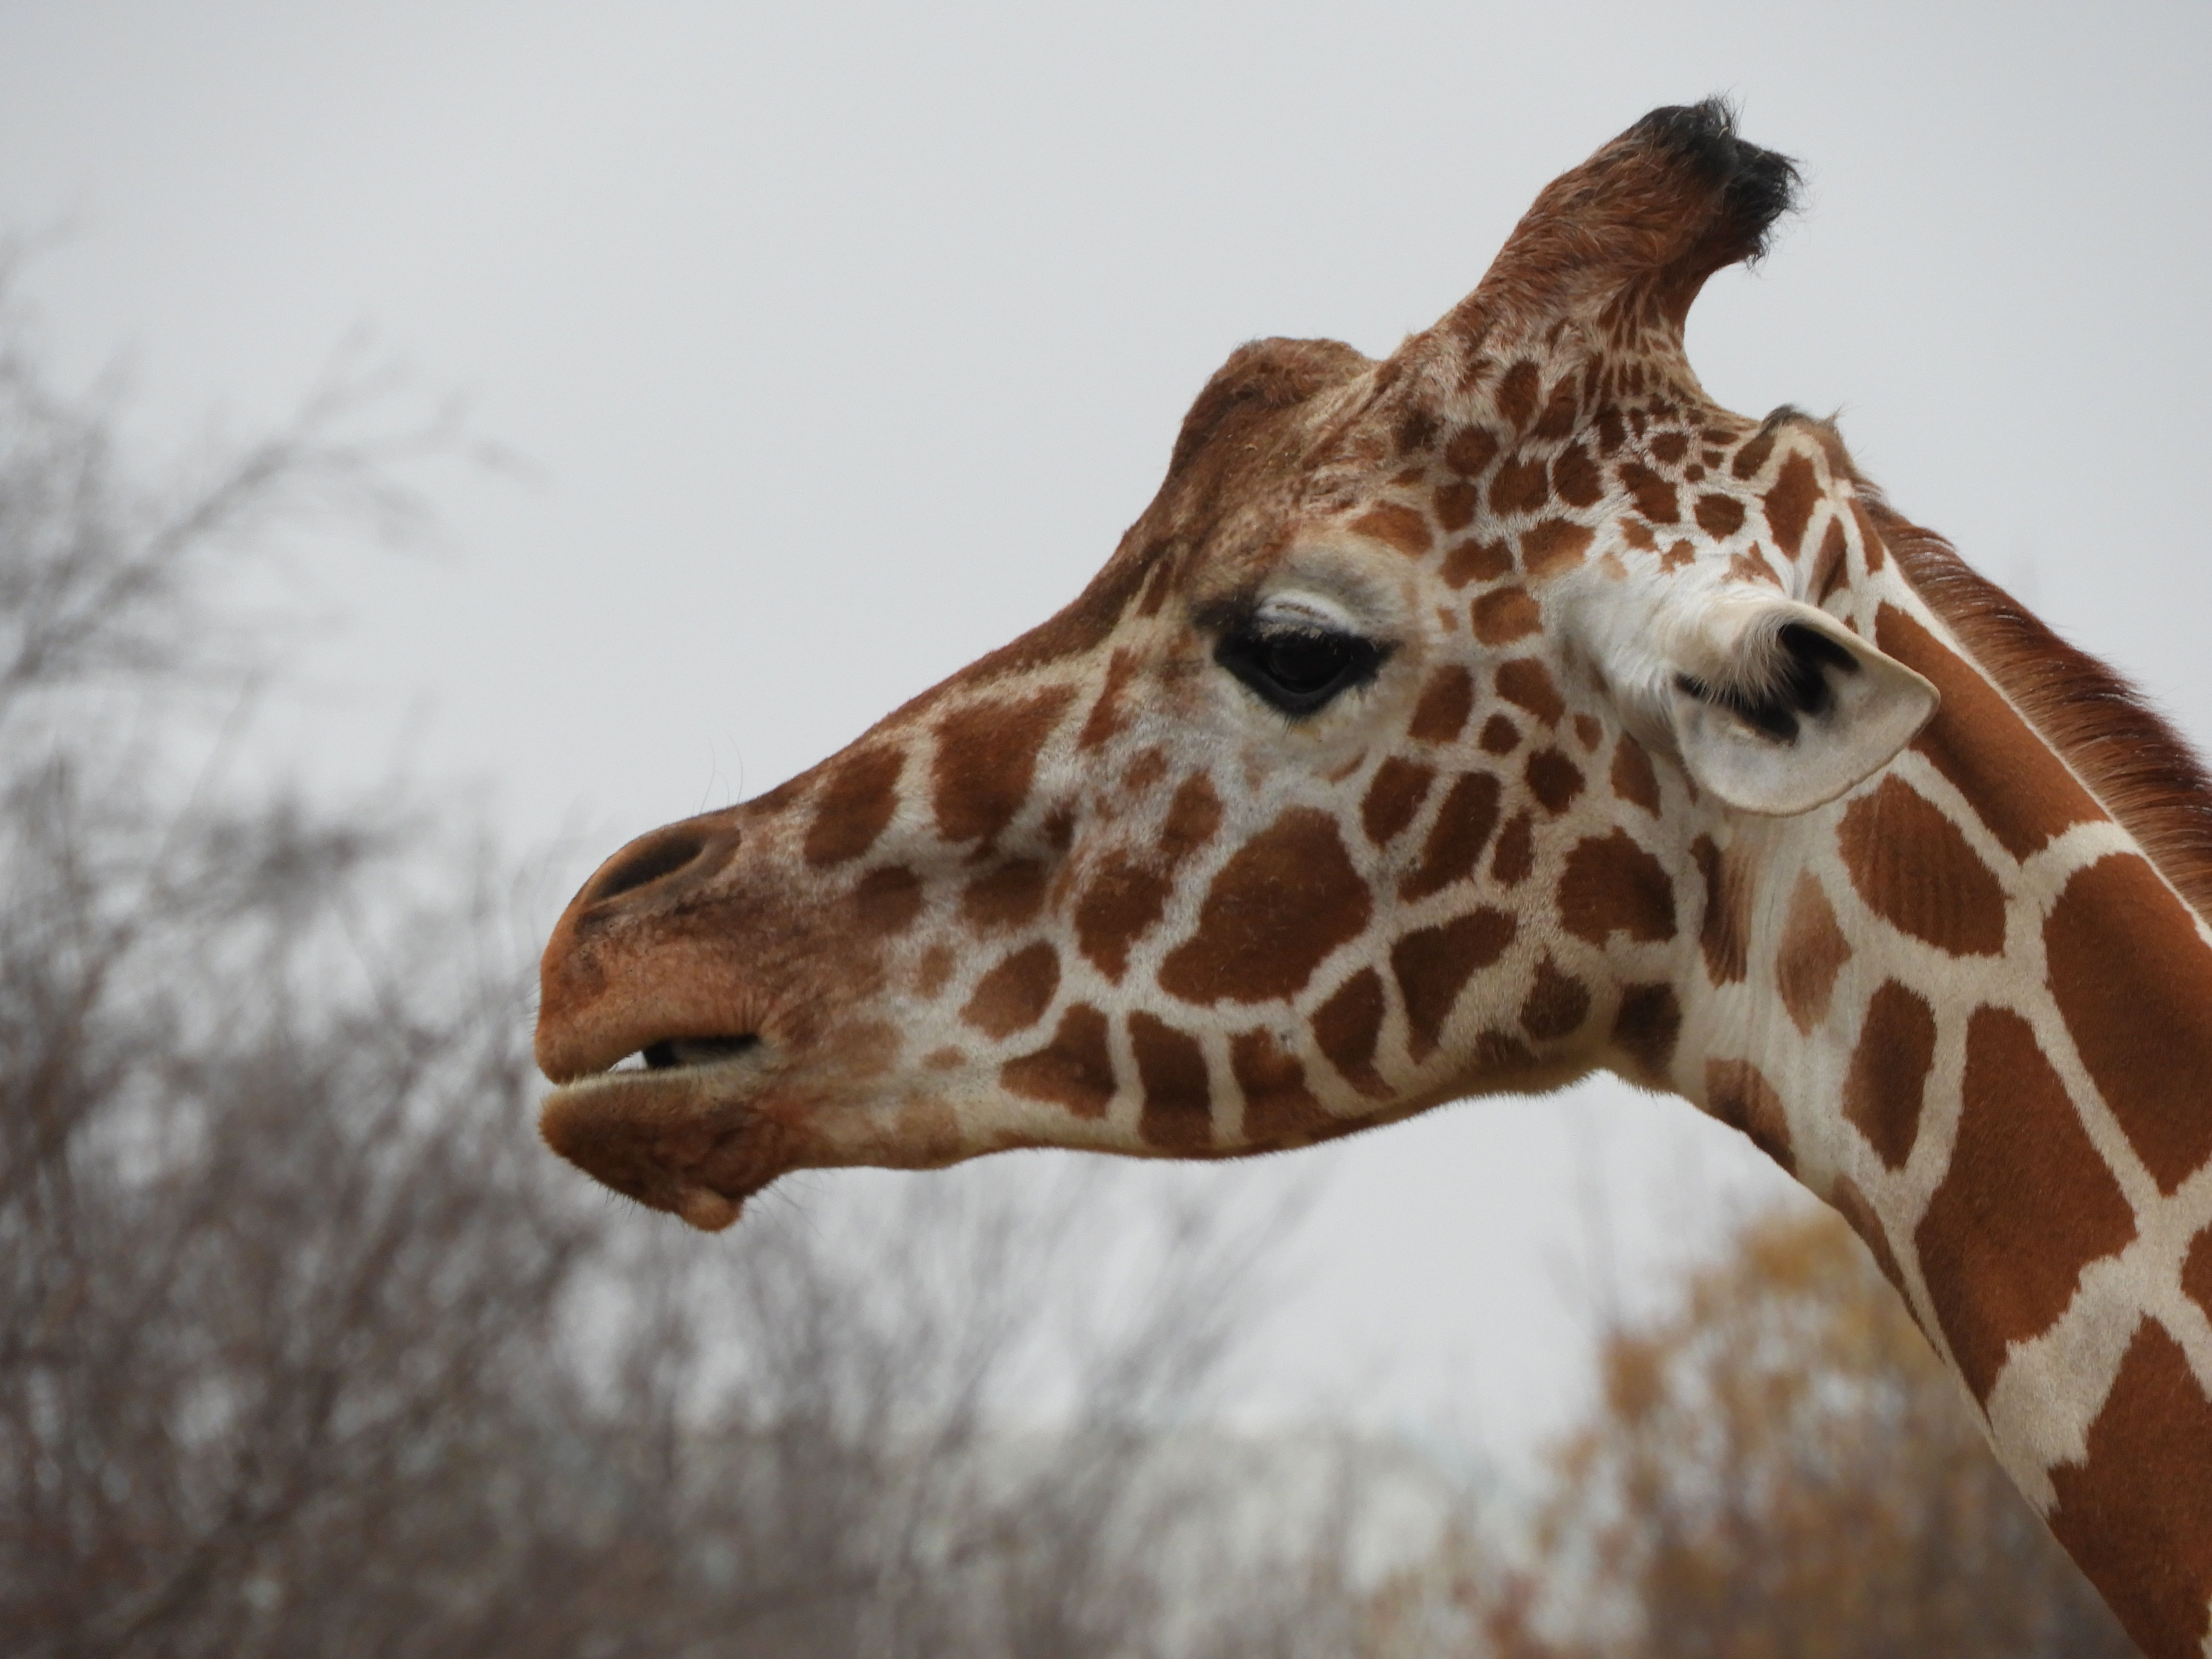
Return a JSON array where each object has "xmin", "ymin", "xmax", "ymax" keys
[
  {"xmin": 1560, "ymin": 829, "xmax": 1677, "ymax": 946},
  {"xmin": 1848, "ymin": 498, "xmax": 1886, "ymax": 572},
  {"xmin": 1837, "ymin": 777, "xmax": 2007, "ymax": 956},
  {"xmin": 1352, "ymin": 501, "xmax": 1432, "ymax": 557},
  {"xmin": 1729, "ymin": 429, "xmax": 1776, "ymax": 481},
  {"xmin": 1611, "ymin": 984, "xmax": 1682, "ymax": 1083},
  {"xmin": 1399, "ymin": 773, "xmax": 1504, "ymax": 902},
  {"xmin": 1810, "ymin": 515, "xmax": 1851, "ymax": 604},
  {"xmin": 963, "ymin": 860, "xmax": 1048, "ymax": 931},
  {"xmin": 1444, "ymin": 536, "xmax": 1513, "ymax": 587},
  {"xmin": 1609, "ymin": 737, "xmax": 1662, "ymax": 813},
  {"xmin": 1761, "ymin": 451, "xmax": 1819, "ymax": 558},
  {"xmin": 1393, "ymin": 910, "xmax": 1516, "ymax": 1060},
  {"xmin": 1394, "ymin": 405, "xmax": 1438, "ymax": 458},
  {"xmin": 932, "ymin": 686, "xmax": 1078, "ymax": 846},
  {"xmin": 1073, "ymin": 855, "xmax": 1174, "ymax": 981},
  {"xmin": 1078, "ymin": 649, "xmax": 1139, "ymax": 750},
  {"xmin": 1830, "ymin": 1175, "xmax": 1909, "ymax": 1298},
  {"xmin": 1409, "ymin": 666, "xmax": 1477, "ymax": 744},
  {"xmin": 1522, "ymin": 519, "xmax": 1595, "ymax": 579},
  {"xmin": 1776, "ymin": 873, "xmax": 1851, "ymax": 1034},
  {"xmin": 995, "ymin": 1000, "xmax": 1115, "ymax": 1119},
  {"xmin": 1495, "ymin": 361, "xmax": 1540, "ymax": 429},
  {"xmin": 1231, "ymin": 1029, "xmax": 1335, "ymax": 1146},
  {"xmin": 1479, "ymin": 716, "xmax": 1519, "ymax": 756},
  {"xmin": 1726, "ymin": 548, "xmax": 1782, "ymax": 588},
  {"xmin": 960, "ymin": 941, "xmax": 1061, "ymax": 1038},
  {"xmin": 1706, "ymin": 1058, "xmax": 1794, "ymax": 1172},
  {"xmin": 1519, "ymin": 957, "xmax": 1591, "ymax": 1042},
  {"xmin": 1692, "ymin": 835, "xmax": 1751, "ymax": 984},
  {"xmin": 1159, "ymin": 810, "xmax": 1372, "ymax": 1004},
  {"xmin": 804, "ymin": 745, "xmax": 905, "ymax": 866},
  {"xmin": 2047, "ymin": 1321, "xmax": 2212, "ymax": 1659},
  {"xmin": 1496, "ymin": 658, "xmax": 1565, "ymax": 725},
  {"xmin": 2185, "ymin": 1227, "xmax": 2212, "ymax": 1325},
  {"xmin": 1649, "ymin": 431, "xmax": 1690, "ymax": 465},
  {"xmin": 913, "ymin": 944, "xmax": 955, "ymax": 1001},
  {"xmin": 1434, "ymin": 480, "xmax": 1478, "ymax": 532},
  {"xmin": 1473, "ymin": 586, "xmax": 1541, "ymax": 644},
  {"xmin": 1616, "ymin": 461, "xmax": 1680, "ymax": 524},
  {"xmin": 1526, "ymin": 749, "xmax": 1585, "ymax": 814},
  {"xmin": 1131, "ymin": 1011, "xmax": 1213, "ymax": 1151},
  {"xmin": 1134, "ymin": 557, "xmax": 1175, "ymax": 620},
  {"xmin": 1445, "ymin": 425, "xmax": 1501, "ymax": 477},
  {"xmin": 1693, "ymin": 493, "xmax": 1746, "ymax": 539},
  {"xmin": 1163, "ymin": 772, "xmax": 1224, "ymax": 852},
  {"xmin": 1551, "ymin": 442, "xmax": 1603, "ymax": 508},
  {"xmin": 1876, "ymin": 603, "xmax": 2100, "ymax": 861},
  {"xmin": 1122, "ymin": 746, "xmax": 1168, "ymax": 794},
  {"xmin": 1916, "ymin": 1005, "xmax": 2137, "ymax": 1401},
  {"xmin": 1534, "ymin": 376, "xmax": 1581, "ymax": 441},
  {"xmin": 1362, "ymin": 758, "xmax": 1435, "ymax": 845},
  {"xmin": 2045, "ymin": 853, "xmax": 2212, "ymax": 1192},
  {"xmin": 1000, "ymin": 1003, "xmax": 1116, "ymax": 1117},
  {"xmin": 1490, "ymin": 812, "xmax": 1535, "ymax": 887},
  {"xmin": 1074, "ymin": 774, "xmax": 1223, "ymax": 980},
  {"xmin": 1843, "ymin": 981, "xmax": 1937, "ymax": 1170},
  {"xmin": 1487, "ymin": 457, "xmax": 1551, "ymax": 518},
  {"xmin": 1314, "ymin": 967, "xmax": 1388, "ymax": 1096},
  {"xmin": 852, "ymin": 865, "xmax": 925, "ymax": 936}
]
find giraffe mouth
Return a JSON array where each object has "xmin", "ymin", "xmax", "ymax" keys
[{"xmin": 608, "ymin": 1035, "xmax": 763, "ymax": 1074}]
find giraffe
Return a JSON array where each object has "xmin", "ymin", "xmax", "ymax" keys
[{"xmin": 534, "ymin": 103, "xmax": 2212, "ymax": 1655}]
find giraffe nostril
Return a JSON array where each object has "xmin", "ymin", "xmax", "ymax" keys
[{"xmin": 586, "ymin": 827, "xmax": 715, "ymax": 906}]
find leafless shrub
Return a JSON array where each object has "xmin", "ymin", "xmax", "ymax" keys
[{"xmin": 0, "ymin": 285, "xmax": 1354, "ymax": 1659}]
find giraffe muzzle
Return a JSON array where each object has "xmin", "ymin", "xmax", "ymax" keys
[{"xmin": 537, "ymin": 1053, "xmax": 798, "ymax": 1233}]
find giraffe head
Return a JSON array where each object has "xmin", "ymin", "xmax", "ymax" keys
[{"xmin": 535, "ymin": 102, "xmax": 1938, "ymax": 1230}]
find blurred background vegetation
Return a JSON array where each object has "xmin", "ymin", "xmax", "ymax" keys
[{"xmin": 0, "ymin": 294, "xmax": 2140, "ymax": 1657}]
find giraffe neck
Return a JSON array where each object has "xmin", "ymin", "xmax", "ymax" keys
[{"xmin": 1674, "ymin": 577, "xmax": 2212, "ymax": 1654}]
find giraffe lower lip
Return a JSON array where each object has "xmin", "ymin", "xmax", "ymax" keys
[{"xmin": 538, "ymin": 1065, "xmax": 789, "ymax": 1233}]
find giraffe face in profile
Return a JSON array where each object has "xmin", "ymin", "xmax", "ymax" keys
[
  {"xmin": 534, "ymin": 104, "xmax": 1936, "ymax": 1230},
  {"xmin": 538, "ymin": 103, "xmax": 2212, "ymax": 1657}
]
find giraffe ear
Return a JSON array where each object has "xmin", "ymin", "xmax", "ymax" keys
[{"xmin": 1665, "ymin": 599, "xmax": 1938, "ymax": 816}]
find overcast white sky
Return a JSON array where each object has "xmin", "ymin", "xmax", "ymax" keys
[{"xmin": 6, "ymin": 1, "xmax": 2209, "ymax": 1476}]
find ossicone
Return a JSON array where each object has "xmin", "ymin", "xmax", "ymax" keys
[{"xmin": 1447, "ymin": 98, "xmax": 1802, "ymax": 341}]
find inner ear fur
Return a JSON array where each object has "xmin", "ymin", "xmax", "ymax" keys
[{"xmin": 1667, "ymin": 599, "xmax": 1938, "ymax": 817}]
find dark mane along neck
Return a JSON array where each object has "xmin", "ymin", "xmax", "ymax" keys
[{"xmin": 1869, "ymin": 497, "xmax": 2212, "ymax": 923}]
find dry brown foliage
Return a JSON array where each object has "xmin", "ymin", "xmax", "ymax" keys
[
  {"xmin": 1358, "ymin": 1206, "xmax": 2141, "ymax": 1657},
  {"xmin": 0, "ymin": 290, "xmax": 1343, "ymax": 1659}
]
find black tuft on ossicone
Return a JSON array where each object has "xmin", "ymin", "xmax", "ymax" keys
[{"xmin": 1627, "ymin": 98, "xmax": 1802, "ymax": 268}]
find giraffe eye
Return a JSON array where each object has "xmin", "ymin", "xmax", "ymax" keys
[{"xmin": 1215, "ymin": 620, "xmax": 1385, "ymax": 716}]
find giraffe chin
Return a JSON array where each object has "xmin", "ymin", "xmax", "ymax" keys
[{"xmin": 537, "ymin": 1067, "xmax": 803, "ymax": 1234}]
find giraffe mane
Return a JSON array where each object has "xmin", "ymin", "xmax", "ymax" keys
[{"xmin": 1870, "ymin": 495, "xmax": 2212, "ymax": 922}]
